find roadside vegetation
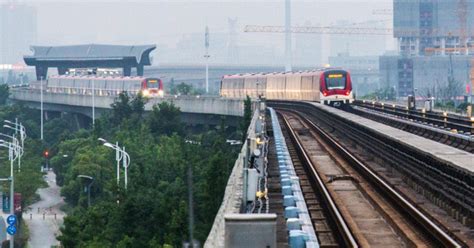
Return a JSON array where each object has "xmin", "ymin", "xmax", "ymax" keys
[
  {"xmin": 0, "ymin": 85, "xmax": 56, "ymax": 247},
  {"xmin": 51, "ymin": 92, "xmax": 240, "ymax": 247},
  {"xmin": 167, "ymin": 80, "xmax": 205, "ymax": 96}
]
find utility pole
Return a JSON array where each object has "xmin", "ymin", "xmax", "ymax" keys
[
  {"xmin": 40, "ymin": 77, "xmax": 44, "ymax": 140},
  {"xmin": 92, "ymin": 79, "xmax": 95, "ymax": 126},
  {"xmin": 187, "ymin": 164, "xmax": 195, "ymax": 247},
  {"xmin": 9, "ymin": 145, "xmax": 14, "ymax": 248},
  {"xmin": 285, "ymin": 0, "xmax": 292, "ymax": 72},
  {"xmin": 205, "ymin": 26, "xmax": 210, "ymax": 94}
]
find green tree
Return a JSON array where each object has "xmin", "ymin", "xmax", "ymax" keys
[
  {"xmin": 111, "ymin": 92, "xmax": 132, "ymax": 123},
  {"xmin": 130, "ymin": 92, "xmax": 148, "ymax": 119},
  {"xmin": 0, "ymin": 84, "xmax": 9, "ymax": 105},
  {"xmin": 148, "ymin": 101, "xmax": 183, "ymax": 136},
  {"xmin": 240, "ymin": 95, "xmax": 252, "ymax": 140},
  {"xmin": 55, "ymin": 94, "xmax": 240, "ymax": 247},
  {"xmin": 175, "ymin": 82, "xmax": 193, "ymax": 95}
]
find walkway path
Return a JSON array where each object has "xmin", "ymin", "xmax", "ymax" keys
[{"xmin": 24, "ymin": 171, "xmax": 66, "ymax": 248}]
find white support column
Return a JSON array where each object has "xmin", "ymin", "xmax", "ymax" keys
[
  {"xmin": 441, "ymin": 37, "xmax": 446, "ymax": 56},
  {"xmin": 285, "ymin": 0, "xmax": 292, "ymax": 72}
]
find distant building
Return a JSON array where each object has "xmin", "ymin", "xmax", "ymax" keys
[
  {"xmin": 380, "ymin": 55, "xmax": 473, "ymax": 98},
  {"xmin": 329, "ymin": 54, "xmax": 380, "ymax": 97},
  {"xmin": 379, "ymin": 0, "xmax": 474, "ymax": 98},
  {"xmin": 0, "ymin": 2, "xmax": 37, "ymax": 64},
  {"xmin": 394, "ymin": 0, "xmax": 474, "ymax": 56}
]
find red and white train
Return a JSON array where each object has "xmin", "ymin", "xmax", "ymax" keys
[
  {"xmin": 44, "ymin": 75, "xmax": 164, "ymax": 97},
  {"xmin": 220, "ymin": 68, "xmax": 354, "ymax": 105}
]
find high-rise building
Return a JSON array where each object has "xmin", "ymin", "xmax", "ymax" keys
[
  {"xmin": 394, "ymin": 0, "xmax": 474, "ymax": 56},
  {"xmin": 379, "ymin": 0, "xmax": 474, "ymax": 98},
  {"xmin": 0, "ymin": 2, "xmax": 37, "ymax": 65}
]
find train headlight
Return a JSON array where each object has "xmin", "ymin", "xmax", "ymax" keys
[
  {"xmin": 158, "ymin": 90, "xmax": 164, "ymax": 97},
  {"xmin": 142, "ymin": 89, "xmax": 150, "ymax": 97}
]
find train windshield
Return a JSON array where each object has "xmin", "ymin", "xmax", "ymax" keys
[
  {"xmin": 146, "ymin": 79, "xmax": 160, "ymax": 88},
  {"xmin": 325, "ymin": 73, "xmax": 346, "ymax": 90}
]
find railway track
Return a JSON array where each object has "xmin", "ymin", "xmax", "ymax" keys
[
  {"xmin": 270, "ymin": 101, "xmax": 472, "ymax": 247},
  {"xmin": 354, "ymin": 100, "xmax": 474, "ymax": 134},
  {"xmin": 278, "ymin": 111, "xmax": 353, "ymax": 247},
  {"xmin": 350, "ymin": 101, "xmax": 474, "ymax": 153}
]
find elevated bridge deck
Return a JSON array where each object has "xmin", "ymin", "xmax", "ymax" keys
[{"xmin": 9, "ymin": 88, "xmax": 245, "ymax": 126}]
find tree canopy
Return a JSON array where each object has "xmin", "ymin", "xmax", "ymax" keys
[{"xmin": 54, "ymin": 93, "xmax": 239, "ymax": 247}]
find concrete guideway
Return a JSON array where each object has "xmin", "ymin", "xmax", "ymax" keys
[
  {"xmin": 9, "ymin": 89, "xmax": 245, "ymax": 118},
  {"xmin": 269, "ymin": 100, "xmax": 473, "ymax": 245},
  {"xmin": 309, "ymin": 102, "xmax": 474, "ymax": 174},
  {"xmin": 24, "ymin": 171, "xmax": 65, "ymax": 248}
]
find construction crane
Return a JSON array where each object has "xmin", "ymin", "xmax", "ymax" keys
[
  {"xmin": 244, "ymin": 25, "xmax": 393, "ymax": 35},
  {"xmin": 372, "ymin": 9, "xmax": 393, "ymax": 16}
]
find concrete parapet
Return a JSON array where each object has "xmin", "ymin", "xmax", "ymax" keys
[
  {"xmin": 204, "ymin": 108, "xmax": 262, "ymax": 247},
  {"xmin": 204, "ymin": 148, "xmax": 245, "ymax": 247},
  {"xmin": 224, "ymin": 214, "xmax": 277, "ymax": 248},
  {"xmin": 9, "ymin": 89, "xmax": 245, "ymax": 117}
]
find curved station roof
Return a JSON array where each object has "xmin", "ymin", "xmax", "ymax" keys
[{"xmin": 24, "ymin": 44, "xmax": 156, "ymax": 80}]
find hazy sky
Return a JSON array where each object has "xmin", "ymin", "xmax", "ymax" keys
[
  {"xmin": 10, "ymin": 0, "xmax": 392, "ymax": 47},
  {"xmin": 1, "ymin": 0, "xmax": 394, "ymax": 65}
]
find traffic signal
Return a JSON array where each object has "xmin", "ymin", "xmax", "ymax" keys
[{"xmin": 43, "ymin": 150, "xmax": 49, "ymax": 158}]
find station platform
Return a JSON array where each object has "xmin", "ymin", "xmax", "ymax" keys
[{"xmin": 307, "ymin": 102, "xmax": 474, "ymax": 174}]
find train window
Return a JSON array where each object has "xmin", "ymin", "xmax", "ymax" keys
[
  {"xmin": 325, "ymin": 74, "xmax": 346, "ymax": 90},
  {"xmin": 146, "ymin": 79, "xmax": 160, "ymax": 88}
]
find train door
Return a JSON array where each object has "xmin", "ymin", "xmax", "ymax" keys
[
  {"xmin": 285, "ymin": 74, "xmax": 301, "ymax": 100},
  {"xmin": 301, "ymin": 75, "xmax": 313, "ymax": 101},
  {"xmin": 313, "ymin": 74, "xmax": 321, "ymax": 102},
  {"xmin": 258, "ymin": 77, "xmax": 267, "ymax": 99}
]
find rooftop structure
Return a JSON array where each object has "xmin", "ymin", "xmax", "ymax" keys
[{"xmin": 24, "ymin": 44, "xmax": 156, "ymax": 80}]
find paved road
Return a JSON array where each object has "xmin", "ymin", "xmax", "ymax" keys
[{"xmin": 24, "ymin": 171, "xmax": 65, "ymax": 248}]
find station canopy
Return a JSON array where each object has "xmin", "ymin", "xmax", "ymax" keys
[{"xmin": 24, "ymin": 44, "xmax": 156, "ymax": 80}]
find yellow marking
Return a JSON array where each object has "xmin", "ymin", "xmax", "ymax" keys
[
  {"xmin": 148, "ymin": 80, "xmax": 157, "ymax": 83},
  {"xmin": 328, "ymin": 74, "xmax": 343, "ymax": 78}
]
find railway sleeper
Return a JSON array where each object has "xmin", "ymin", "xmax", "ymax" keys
[
  {"xmin": 359, "ymin": 136, "xmax": 474, "ymax": 226},
  {"xmin": 296, "ymin": 103, "xmax": 474, "ymax": 228}
]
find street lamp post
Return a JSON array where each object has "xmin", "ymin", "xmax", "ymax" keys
[
  {"xmin": 92, "ymin": 79, "xmax": 95, "ymax": 126},
  {"xmin": 99, "ymin": 138, "xmax": 121, "ymax": 187},
  {"xmin": 98, "ymin": 138, "xmax": 130, "ymax": 190},
  {"xmin": 4, "ymin": 120, "xmax": 26, "ymax": 172},
  {"xmin": 122, "ymin": 146, "xmax": 130, "ymax": 190},
  {"xmin": 0, "ymin": 134, "xmax": 22, "ymax": 171},
  {"xmin": 77, "ymin": 175, "xmax": 94, "ymax": 207},
  {"xmin": 40, "ymin": 77, "xmax": 44, "ymax": 140},
  {"xmin": 0, "ymin": 139, "xmax": 21, "ymax": 248}
]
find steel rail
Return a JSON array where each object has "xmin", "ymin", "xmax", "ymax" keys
[
  {"xmin": 282, "ymin": 107, "xmax": 464, "ymax": 247},
  {"xmin": 347, "ymin": 105, "xmax": 473, "ymax": 152},
  {"xmin": 280, "ymin": 112, "xmax": 359, "ymax": 247},
  {"xmin": 353, "ymin": 100, "xmax": 473, "ymax": 133}
]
